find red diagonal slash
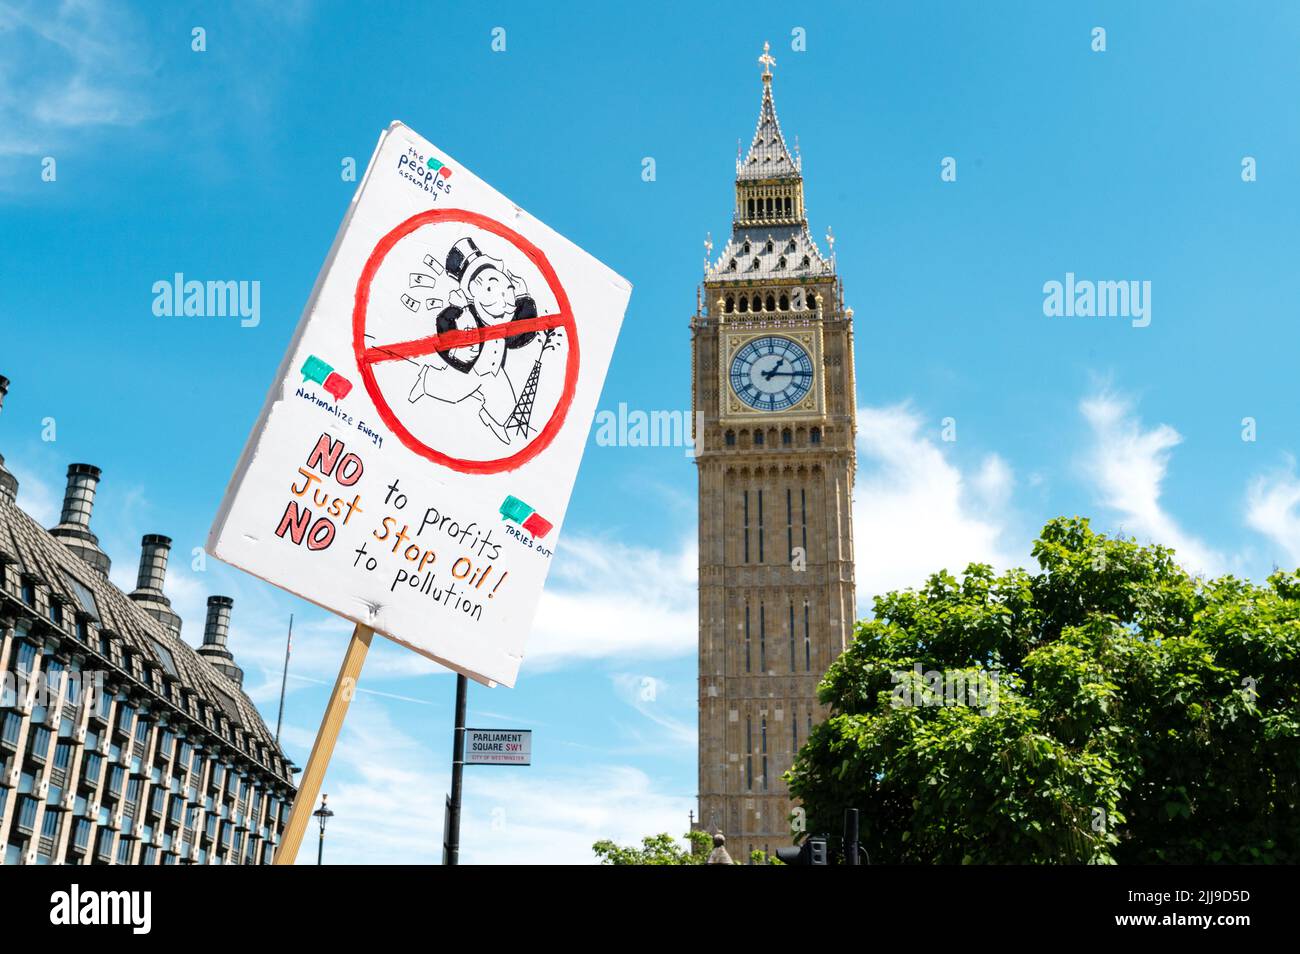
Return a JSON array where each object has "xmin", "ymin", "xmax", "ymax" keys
[
  {"xmin": 352, "ymin": 207, "xmax": 580, "ymax": 475},
  {"xmin": 362, "ymin": 311, "xmax": 568, "ymax": 365}
]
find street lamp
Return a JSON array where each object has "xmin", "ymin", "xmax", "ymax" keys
[{"xmin": 312, "ymin": 794, "xmax": 334, "ymax": 865}]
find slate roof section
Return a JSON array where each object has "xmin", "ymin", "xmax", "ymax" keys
[
  {"xmin": 707, "ymin": 223, "xmax": 833, "ymax": 283},
  {"xmin": 737, "ymin": 75, "xmax": 800, "ymax": 180},
  {"xmin": 0, "ymin": 491, "xmax": 292, "ymax": 784}
]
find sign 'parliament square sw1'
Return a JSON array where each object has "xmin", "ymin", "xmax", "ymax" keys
[{"xmin": 208, "ymin": 121, "xmax": 631, "ymax": 688}]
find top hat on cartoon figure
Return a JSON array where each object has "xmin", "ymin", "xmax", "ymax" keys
[
  {"xmin": 446, "ymin": 237, "xmax": 520, "ymax": 315},
  {"xmin": 435, "ymin": 237, "xmax": 538, "ymax": 369}
]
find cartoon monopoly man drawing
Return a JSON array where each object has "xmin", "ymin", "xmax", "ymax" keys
[{"xmin": 408, "ymin": 236, "xmax": 562, "ymax": 445}]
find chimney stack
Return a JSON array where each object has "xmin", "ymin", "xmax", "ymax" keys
[
  {"xmin": 197, "ymin": 595, "xmax": 244, "ymax": 687},
  {"xmin": 49, "ymin": 463, "xmax": 111, "ymax": 576},
  {"xmin": 128, "ymin": 534, "xmax": 182, "ymax": 637},
  {"xmin": 0, "ymin": 375, "xmax": 17, "ymax": 503}
]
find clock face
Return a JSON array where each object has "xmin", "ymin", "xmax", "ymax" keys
[{"xmin": 729, "ymin": 336, "xmax": 814, "ymax": 411}]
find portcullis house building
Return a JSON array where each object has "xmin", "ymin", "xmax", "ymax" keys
[{"xmin": 0, "ymin": 374, "xmax": 296, "ymax": 864}]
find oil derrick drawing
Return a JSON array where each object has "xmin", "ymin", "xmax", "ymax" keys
[{"xmin": 504, "ymin": 327, "xmax": 562, "ymax": 440}]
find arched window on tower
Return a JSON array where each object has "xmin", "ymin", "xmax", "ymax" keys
[
  {"xmin": 782, "ymin": 428, "xmax": 792, "ymax": 446},
  {"xmin": 725, "ymin": 295, "xmax": 735, "ymax": 313},
  {"xmin": 784, "ymin": 196, "xmax": 793, "ymax": 215},
  {"xmin": 765, "ymin": 239, "xmax": 773, "ymax": 253},
  {"xmin": 779, "ymin": 293, "xmax": 789, "ymax": 309},
  {"xmin": 751, "ymin": 294, "xmax": 761, "ymax": 312},
  {"xmin": 765, "ymin": 293, "xmax": 776, "ymax": 312},
  {"xmin": 754, "ymin": 430, "xmax": 764, "ymax": 446},
  {"xmin": 810, "ymin": 426, "xmax": 821, "ymax": 444},
  {"xmin": 747, "ymin": 199, "xmax": 754, "ymax": 219},
  {"xmin": 725, "ymin": 429, "xmax": 736, "ymax": 446},
  {"xmin": 738, "ymin": 296, "xmax": 748, "ymax": 313}
]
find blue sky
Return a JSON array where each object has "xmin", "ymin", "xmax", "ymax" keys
[{"xmin": 2, "ymin": 0, "xmax": 1300, "ymax": 863}]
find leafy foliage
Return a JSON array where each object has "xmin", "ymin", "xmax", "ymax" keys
[
  {"xmin": 592, "ymin": 830, "xmax": 713, "ymax": 865},
  {"xmin": 787, "ymin": 517, "xmax": 1300, "ymax": 863}
]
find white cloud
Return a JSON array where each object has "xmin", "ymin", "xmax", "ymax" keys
[
  {"xmin": 853, "ymin": 404, "xmax": 1020, "ymax": 609},
  {"xmin": 1079, "ymin": 392, "xmax": 1222, "ymax": 575},
  {"xmin": 0, "ymin": 0, "xmax": 154, "ymax": 167},
  {"xmin": 525, "ymin": 534, "xmax": 697, "ymax": 668},
  {"xmin": 299, "ymin": 700, "xmax": 692, "ymax": 865},
  {"xmin": 610, "ymin": 672, "xmax": 697, "ymax": 750},
  {"xmin": 1246, "ymin": 457, "xmax": 1300, "ymax": 569},
  {"xmin": 8, "ymin": 460, "xmax": 60, "ymax": 526}
]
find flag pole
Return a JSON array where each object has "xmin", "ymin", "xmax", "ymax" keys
[{"xmin": 275, "ymin": 613, "xmax": 293, "ymax": 745}]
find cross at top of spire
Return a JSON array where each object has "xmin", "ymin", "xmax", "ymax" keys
[{"xmin": 737, "ymin": 41, "xmax": 799, "ymax": 180}]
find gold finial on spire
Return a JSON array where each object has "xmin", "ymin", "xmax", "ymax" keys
[{"xmin": 758, "ymin": 40, "xmax": 776, "ymax": 78}]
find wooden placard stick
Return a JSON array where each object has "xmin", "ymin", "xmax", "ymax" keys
[{"xmin": 273, "ymin": 622, "xmax": 373, "ymax": 865}]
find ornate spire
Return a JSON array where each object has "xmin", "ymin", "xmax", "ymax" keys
[{"xmin": 737, "ymin": 41, "xmax": 799, "ymax": 180}]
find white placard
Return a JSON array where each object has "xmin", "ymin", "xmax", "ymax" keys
[
  {"xmin": 208, "ymin": 121, "xmax": 631, "ymax": 688},
  {"xmin": 465, "ymin": 728, "xmax": 532, "ymax": 766}
]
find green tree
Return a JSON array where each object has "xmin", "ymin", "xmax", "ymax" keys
[
  {"xmin": 593, "ymin": 830, "xmax": 713, "ymax": 865},
  {"xmin": 787, "ymin": 517, "xmax": 1300, "ymax": 864}
]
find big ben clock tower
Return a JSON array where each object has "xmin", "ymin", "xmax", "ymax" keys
[{"xmin": 693, "ymin": 43, "xmax": 857, "ymax": 860}]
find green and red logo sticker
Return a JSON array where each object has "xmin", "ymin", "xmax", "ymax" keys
[
  {"xmin": 301, "ymin": 355, "xmax": 353, "ymax": 401},
  {"xmin": 426, "ymin": 157, "xmax": 453, "ymax": 179},
  {"xmin": 499, "ymin": 495, "xmax": 552, "ymax": 539}
]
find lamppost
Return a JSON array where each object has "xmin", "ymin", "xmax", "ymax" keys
[{"xmin": 312, "ymin": 794, "xmax": 334, "ymax": 865}]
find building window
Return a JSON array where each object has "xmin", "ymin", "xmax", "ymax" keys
[
  {"xmin": 745, "ymin": 717, "xmax": 753, "ymax": 791},
  {"xmin": 725, "ymin": 295, "xmax": 734, "ymax": 313},
  {"xmin": 786, "ymin": 488, "xmax": 794, "ymax": 557},
  {"xmin": 65, "ymin": 574, "xmax": 100, "ymax": 620},
  {"xmin": 753, "ymin": 429, "xmax": 764, "ymax": 446},
  {"xmin": 801, "ymin": 488, "xmax": 808, "ymax": 551},
  {"xmin": 744, "ymin": 604, "xmax": 751, "ymax": 673},
  {"xmin": 782, "ymin": 428, "xmax": 792, "ymax": 446},
  {"xmin": 761, "ymin": 718, "xmax": 768, "ymax": 791},
  {"xmin": 758, "ymin": 603, "xmax": 766, "ymax": 671},
  {"xmin": 742, "ymin": 491, "xmax": 750, "ymax": 563},
  {"xmin": 788, "ymin": 603, "xmax": 796, "ymax": 670},
  {"xmin": 49, "ymin": 600, "xmax": 63, "ymax": 627},
  {"xmin": 17, "ymin": 795, "xmax": 38, "ymax": 832},
  {"xmin": 810, "ymin": 427, "xmax": 821, "ymax": 444},
  {"xmin": 757, "ymin": 490, "xmax": 764, "ymax": 562},
  {"xmin": 804, "ymin": 601, "xmax": 812, "ymax": 671},
  {"xmin": 792, "ymin": 711, "xmax": 799, "ymax": 752},
  {"xmin": 725, "ymin": 429, "xmax": 736, "ymax": 447}
]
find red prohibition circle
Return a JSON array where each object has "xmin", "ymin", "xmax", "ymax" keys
[{"xmin": 352, "ymin": 208, "xmax": 580, "ymax": 474}]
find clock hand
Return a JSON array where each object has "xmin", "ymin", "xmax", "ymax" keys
[{"xmin": 761, "ymin": 358, "xmax": 787, "ymax": 380}]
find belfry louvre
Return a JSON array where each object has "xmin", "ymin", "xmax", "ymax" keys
[{"xmin": 0, "ymin": 374, "xmax": 295, "ymax": 865}]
